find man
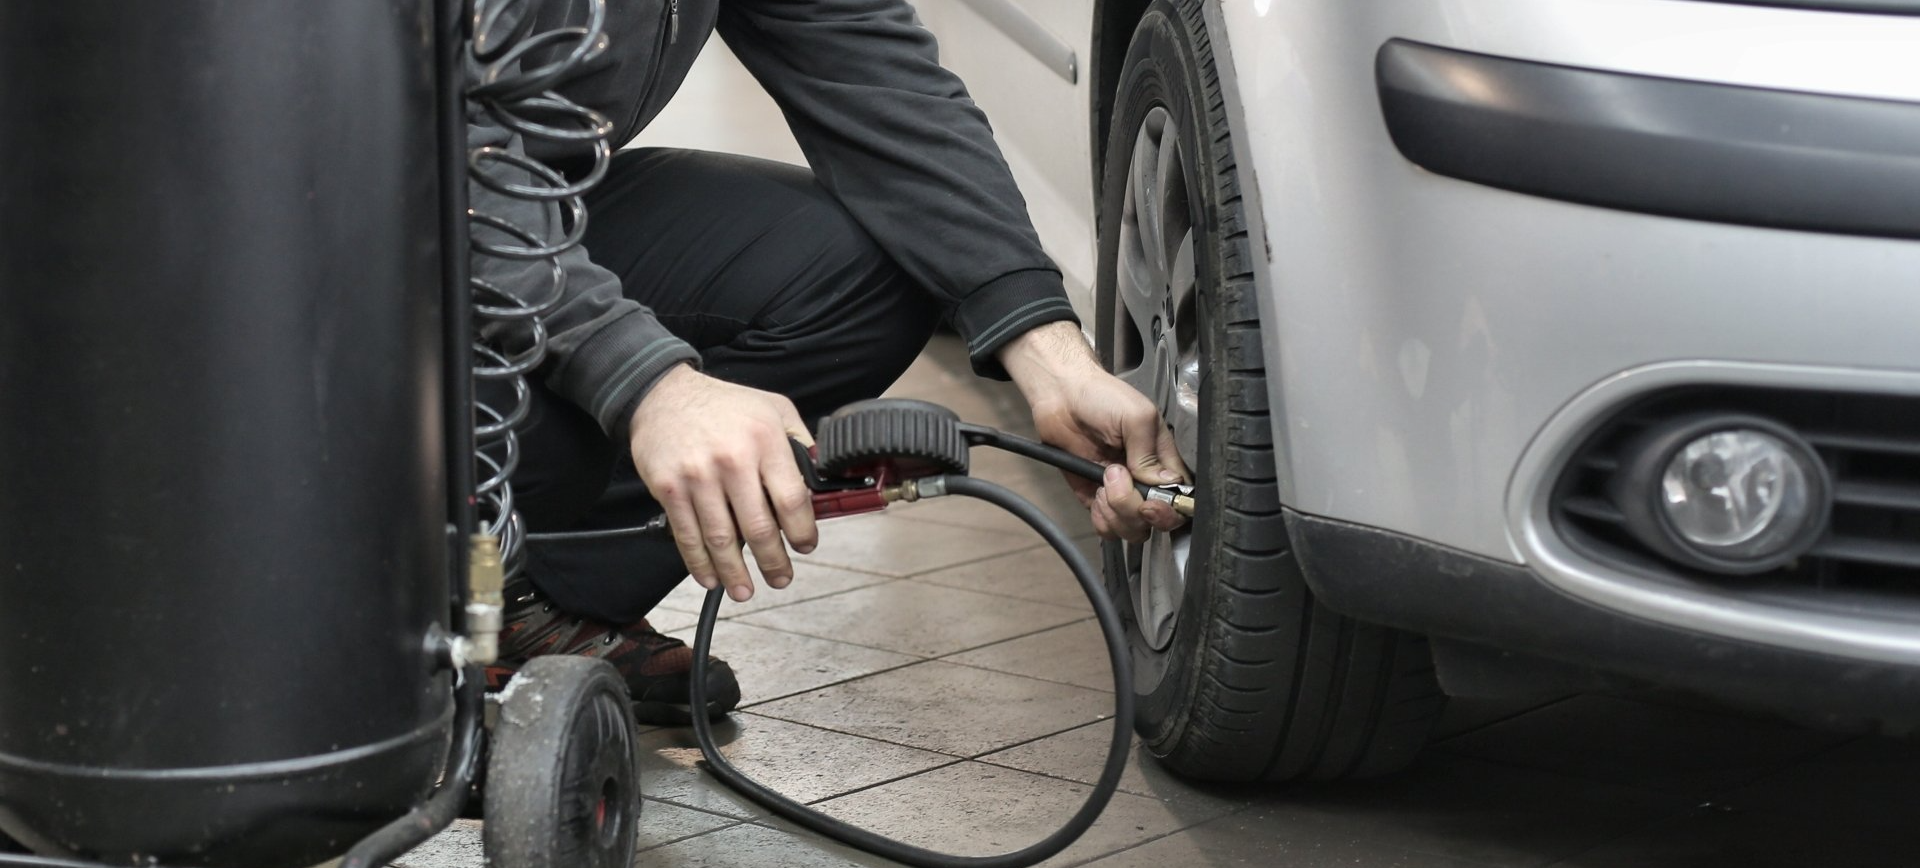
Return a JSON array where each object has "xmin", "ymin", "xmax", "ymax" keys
[{"xmin": 476, "ymin": 0, "xmax": 1189, "ymax": 724}]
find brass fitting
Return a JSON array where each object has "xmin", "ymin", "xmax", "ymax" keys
[
  {"xmin": 882, "ymin": 476, "xmax": 950, "ymax": 504},
  {"xmin": 462, "ymin": 534, "xmax": 506, "ymax": 667}
]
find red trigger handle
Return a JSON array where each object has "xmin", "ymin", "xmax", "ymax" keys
[{"xmin": 789, "ymin": 437, "xmax": 893, "ymax": 521}]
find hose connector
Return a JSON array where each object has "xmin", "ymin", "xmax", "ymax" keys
[
  {"xmin": 1145, "ymin": 484, "xmax": 1197, "ymax": 518},
  {"xmin": 882, "ymin": 475, "xmax": 951, "ymax": 505},
  {"xmin": 459, "ymin": 533, "xmax": 506, "ymax": 667}
]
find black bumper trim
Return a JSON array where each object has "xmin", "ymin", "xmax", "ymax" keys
[
  {"xmin": 1376, "ymin": 39, "xmax": 1920, "ymax": 240},
  {"xmin": 1689, "ymin": 0, "xmax": 1920, "ymax": 13},
  {"xmin": 1286, "ymin": 509, "xmax": 1920, "ymax": 721}
]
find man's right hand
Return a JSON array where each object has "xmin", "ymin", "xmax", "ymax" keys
[{"xmin": 627, "ymin": 364, "xmax": 818, "ymax": 602}]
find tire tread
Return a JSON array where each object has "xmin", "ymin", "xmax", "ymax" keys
[{"xmin": 1108, "ymin": 0, "xmax": 1444, "ymax": 784}]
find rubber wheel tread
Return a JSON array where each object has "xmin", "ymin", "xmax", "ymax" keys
[{"xmin": 484, "ymin": 656, "xmax": 641, "ymax": 868}]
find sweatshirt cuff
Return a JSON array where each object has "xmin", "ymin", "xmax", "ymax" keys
[
  {"xmin": 953, "ymin": 269, "xmax": 1080, "ymax": 380},
  {"xmin": 559, "ymin": 313, "xmax": 703, "ymax": 440}
]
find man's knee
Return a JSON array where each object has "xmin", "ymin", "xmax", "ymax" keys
[{"xmin": 493, "ymin": 382, "xmax": 618, "ymax": 532}]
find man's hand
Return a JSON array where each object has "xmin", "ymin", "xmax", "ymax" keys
[
  {"xmin": 1000, "ymin": 321, "xmax": 1189, "ymax": 543},
  {"xmin": 628, "ymin": 364, "xmax": 818, "ymax": 602}
]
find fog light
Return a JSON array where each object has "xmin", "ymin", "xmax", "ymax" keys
[{"xmin": 1611, "ymin": 415, "xmax": 1830, "ymax": 574}]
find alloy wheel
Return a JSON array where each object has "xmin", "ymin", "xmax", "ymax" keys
[{"xmin": 1111, "ymin": 105, "xmax": 1201, "ymax": 653}]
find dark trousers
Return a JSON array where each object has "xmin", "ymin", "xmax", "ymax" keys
[{"xmin": 505, "ymin": 148, "xmax": 940, "ymax": 624}]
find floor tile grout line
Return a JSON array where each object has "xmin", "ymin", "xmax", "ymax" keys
[
  {"xmin": 796, "ymin": 534, "xmax": 1062, "ymax": 580},
  {"xmin": 885, "ymin": 500, "xmax": 1096, "ymax": 537},
  {"xmin": 641, "ymin": 796, "xmax": 760, "ymax": 824},
  {"xmin": 934, "ymin": 657, "xmax": 1114, "ymax": 695},
  {"xmin": 631, "ymin": 815, "xmax": 750, "ymax": 855},
  {"xmin": 908, "ymin": 574, "xmax": 1099, "ymax": 611},
  {"xmin": 648, "ymin": 797, "xmax": 765, "ymax": 826},
  {"xmin": 958, "ymin": 716, "xmax": 1120, "ymax": 764},
  {"xmin": 648, "ymin": 755, "xmax": 971, "ymax": 829},
  {"xmin": 1430, "ymin": 695, "xmax": 1578, "ymax": 746},
  {"xmin": 724, "ymin": 613, "xmax": 1119, "ymax": 709},
  {"xmin": 785, "ymin": 558, "xmax": 908, "ymax": 580},
  {"xmin": 796, "ymin": 756, "xmax": 976, "ymax": 809},
  {"xmin": 718, "ymin": 600, "xmax": 1092, "ymax": 661},
  {"xmin": 904, "ymin": 566, "xmax": 1101, "ymax": 608},
  {"xmin": 734, "ymin": 656, "xmax": 943, "ymax": 709},
  {"xmin": 969, "ymin": 754, "xmax": 1152, "ymax": 801},
  {"xmin": 733, "ymin": 707, "xmax": 979, "ymax": 759},
  {"xmin": 667, "ymin": 708, "xmax": 1118, "ymax": 792},
  {"xmin": 655, "ymin": 576, "xmax": 907, "ymax": 622},
  {"xmin": 927, "ymin": 612, "xmax": 1100, "ymax": 652},
  {"xmin": 677, "ymin": 616, "xmax": 939, "ymax": 660},
  {"xmin": 879, "ymin": 508, "xmax": 1035, "ymax": 535},
  {"xmin": 740, "ymin": 701, "xmax": 1114, "ymax": 764},
  {"xmin": 927, "ymin": 613, "xmax": 1102, "ymax": 659}
]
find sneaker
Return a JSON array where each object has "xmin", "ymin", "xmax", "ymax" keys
[{"xmin": 485, "ymin": 581, "xmax": 742, "ymax": 726}]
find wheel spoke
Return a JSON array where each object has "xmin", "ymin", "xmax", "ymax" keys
[
  {"xmin": 1114, "ymin": 226, "xmax": 1160, "ymax": 354},
  {"xmin": 1168, "ymin": 228, "xmax": 1197, "ymax": 318},
  {"xmin": 1116, "ymin": 360, "xmax": 1155, "ymax": 395},
  {"xmin": 1130, "ymin": 526, "xmax": 1191, "ymax": 651},
  {"xmin": 1129, "ymin": 111, "xmax": 1170, "ymax": 289},
  {"xmin": 1154, "ymin": 126, "xmax": 1187, "ymax": 261}
]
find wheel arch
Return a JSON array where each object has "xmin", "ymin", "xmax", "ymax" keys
[
  {"xmin": 1093, "ymin": 0, "xmax": 1286, "ymax": 498},
  {"xmin": 1091, "ymin": 0, "xmax": 1153, "ymax": 204}
]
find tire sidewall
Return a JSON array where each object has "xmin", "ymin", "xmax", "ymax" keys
[{"xmin": 1095, "ymin": 1, "xmax": 1233, "ymax": 754}]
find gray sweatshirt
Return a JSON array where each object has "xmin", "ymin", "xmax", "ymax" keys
[{"xmin": 471, "ymin": 0, "xmax": 1078, "ymax": 439}]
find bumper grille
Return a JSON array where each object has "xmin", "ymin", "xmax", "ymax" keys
[{"xmin": 1552, "ymin": 387, "xmax": 1920, "ymax": 593}]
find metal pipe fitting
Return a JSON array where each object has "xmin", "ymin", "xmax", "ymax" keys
[
  {"xmin": 882, "ymin": 475, "xmax": 952, "ymax": 505},
  {"xmin": 1145, "ymin": 485, "xmax": 1197, "ymax": 517},
  {"xmin": 459, "ymin": 534, "xmax": 506, "ymax": 667}
]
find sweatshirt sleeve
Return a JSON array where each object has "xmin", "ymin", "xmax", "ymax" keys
[
  {"xmin": 468, "ymin": 116, "xmax": 700, "ymax": 439},
  {"xmin": 716, "ymin": 0, "xmax": 1079, "ymax": 379}
]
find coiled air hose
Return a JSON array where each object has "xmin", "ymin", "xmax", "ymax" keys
[
  {"xmin": 466, "ymin": 0, "xmax": 615, "ymax": 582},
  {"xmin": 529, "ymin": 399, "xmax": 1176, "ymax": 867},
  {"xmin": 675, "ymin": 400, "xmax": 1188, "ymax": 868},
  {"xmin": 689, "ymin": 469, "xmax": 1136, "ymax": 868}
]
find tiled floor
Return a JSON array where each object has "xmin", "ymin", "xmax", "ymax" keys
[{"xmin": 399, "ymin": 338, "xmax": 1920, "ymax": 868}]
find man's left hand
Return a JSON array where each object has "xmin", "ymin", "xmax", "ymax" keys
[{"xmin": 1000, "ymin": 321, "xmax": 1190, "ymax": 543}]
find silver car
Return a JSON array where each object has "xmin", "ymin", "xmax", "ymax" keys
[{"xmin": 911, "ymin": 0, "xmax": 1920, "ymax": 781}]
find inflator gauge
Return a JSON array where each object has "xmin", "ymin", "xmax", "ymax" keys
[{"xmin": 528, "ymin": 398, "xmax": 1195, "ymax": 868}]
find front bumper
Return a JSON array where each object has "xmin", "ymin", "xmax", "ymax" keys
[
  {"xmin": 1212, "ymin": 0, "xmax": 1920, "ymax": 561},
  {"xmin": 1290, "ymin": 508, "xmax": 1920, "ymax": 723},
  {"xmin": 1198, "ymin": 0, "xmax": 1920, "ymax": 715}
]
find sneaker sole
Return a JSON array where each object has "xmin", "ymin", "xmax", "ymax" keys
[{"xmin": 632, "ymin": 677, "xmax": 742, "ymax": 727}]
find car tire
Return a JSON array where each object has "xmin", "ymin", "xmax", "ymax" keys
[{"xmin": 1095, "ymin": 0, "xmax": 1446, "ymax": 782}]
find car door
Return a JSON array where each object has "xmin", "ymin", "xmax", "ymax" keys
[{"xmin": 910, "ymin": 0, "xmax": 1098, "ymax": 315}]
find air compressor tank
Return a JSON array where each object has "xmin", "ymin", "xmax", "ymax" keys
[{"xmin": 0, "ymin": 1, "xmax": 451, "ymax": 865}]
